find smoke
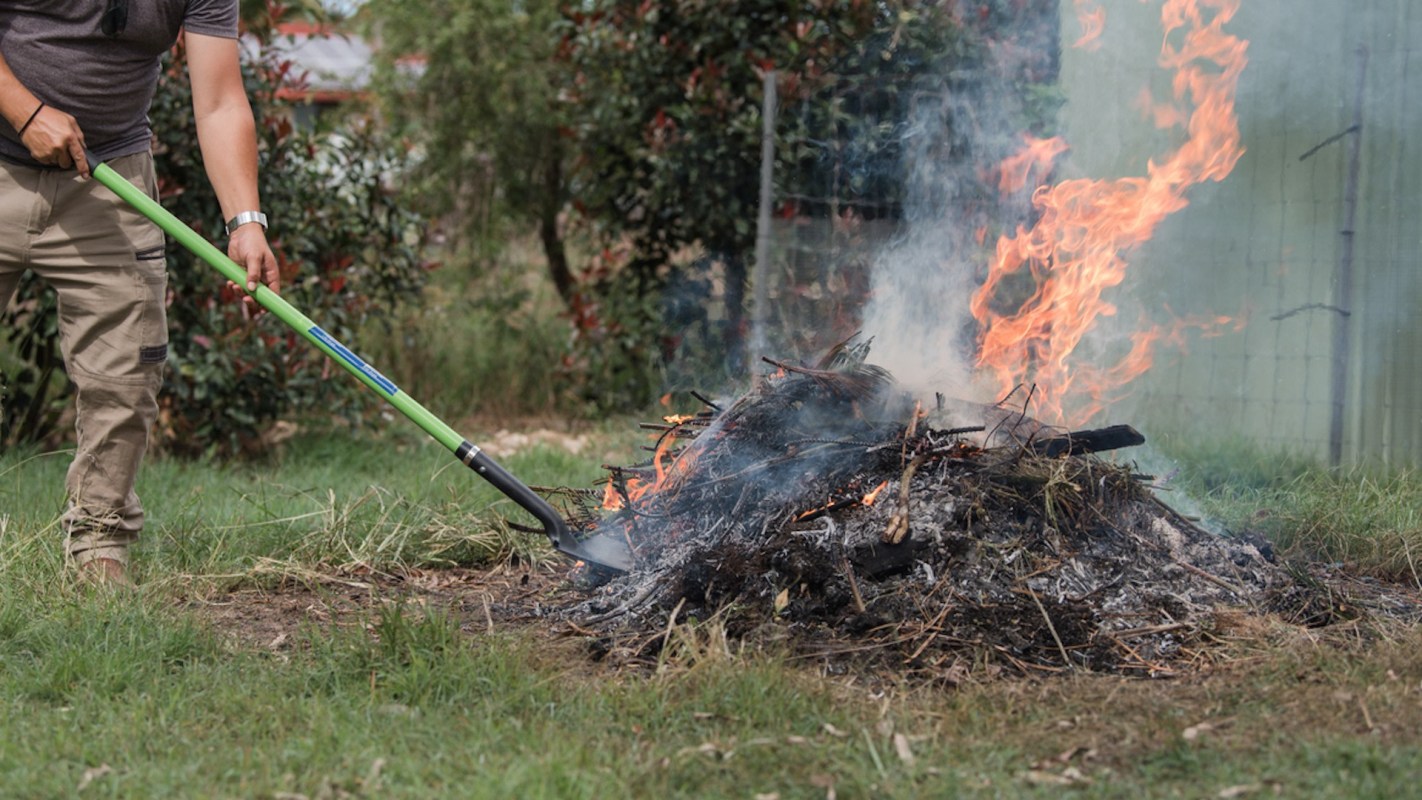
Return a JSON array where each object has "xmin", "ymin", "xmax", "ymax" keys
[{"xmin": 859, "ymin": 19, "xmax": 1060, "ymax": 406}]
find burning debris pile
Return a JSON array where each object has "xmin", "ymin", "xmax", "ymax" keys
[{"xmin": 558, "ymin": 346, "xmax": 1363, "ymax": 678}]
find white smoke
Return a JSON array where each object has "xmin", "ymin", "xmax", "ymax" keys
[{"xmin": 859, "ymin": 33, "xmax": 1057, "ymax": 406}]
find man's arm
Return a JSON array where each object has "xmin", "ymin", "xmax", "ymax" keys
[
  {"xmin": 185, "ymin": 31, "xmax": 279, "ymax": 307},
  {"xmin": 0, "ymin": 51, "xmax": 89, "ymax": 174}
]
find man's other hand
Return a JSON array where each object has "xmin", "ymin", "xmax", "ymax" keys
[{"xmin": 226, "ymin": 224, "xmax": 279, "ymax": 316}]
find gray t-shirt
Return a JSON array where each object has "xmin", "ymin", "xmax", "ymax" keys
[{"xmin": 0, "ymin": 0, "xmax": 238, "ymax": 165}]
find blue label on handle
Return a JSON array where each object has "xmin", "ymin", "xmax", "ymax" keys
[{"xmin": 309, "ymin": 326, "xmax": 400, "ymax": 397}]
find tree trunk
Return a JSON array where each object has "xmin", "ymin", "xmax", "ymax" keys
[{"xmin": 539, "ymin": 153, "xmax": 574, "ymax": 305}]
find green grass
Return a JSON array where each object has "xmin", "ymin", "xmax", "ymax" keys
[
  {"xmin": 359, "ymin": 236, "xmax": 577, "ymax": 424},
  {"xmin": 1, "ymin": 425, "xmax": 613, "ymax": 584},
  {"xmin": 1151, "ymin": 433, "xmax": 1422, "ymax": 587},
  {"xmin": 2, "ymin": 434, "xmax": 1421, "ymax": 797}
]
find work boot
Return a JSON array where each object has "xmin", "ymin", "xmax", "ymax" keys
[{"xmin": 75, "ymin": 557, "xmax": 133, "ymax": 590}]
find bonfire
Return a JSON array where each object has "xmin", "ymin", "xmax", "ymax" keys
[
  {"xmin": 540, "ymin": 0, "xmax": 1422, "ymax": 681},
  {"xmin": 548, "ymin": 340, "xmax": 1400, "ymax": 681}
]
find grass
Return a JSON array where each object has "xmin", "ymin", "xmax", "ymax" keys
[
  {"xmin": 359, "ymin": 236, "xmax": 576, "ymax": 424},
  {"xmin": 1, "ymin": 433, "xmax": 1421, "ymax": 797},
  {"xmin": 1151, "ymin": 433, "xmax": 1422, "ymax": 587},
  {"xmin": 1, "ymin": 423, "xmax": 618, "ymax": 584}
]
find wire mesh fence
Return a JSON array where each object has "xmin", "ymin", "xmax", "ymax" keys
[{"xmin": 685, "ymin": 0, "xmax": 1422, "ymax": 467}]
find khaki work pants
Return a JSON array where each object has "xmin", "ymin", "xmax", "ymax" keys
[{"xmin": 0, "ymin": 153, "xmax": 167, "ymax": 567}]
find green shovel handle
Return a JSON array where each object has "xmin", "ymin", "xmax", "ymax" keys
[
  {"xmin": 85, "ymin": 152, "xmax": 627, "ymax": 569},
  {"xmin": 88, "ymin": 157, "xmax": 457, "ymax": 444}
]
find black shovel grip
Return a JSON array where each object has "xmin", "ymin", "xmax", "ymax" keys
[
  {"xmin": 459, "ymin": 444, "xmax": 568, "ymax": 541},
  {"xmin": 458, "ymin": 444, "xmax": 633, "ymax": 571}
]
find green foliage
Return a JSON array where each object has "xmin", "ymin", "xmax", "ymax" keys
[
  {"xmin": 154, "ymin": 43, "xmax": 431, "ymax": 458},
  {"xmin": 555, "ymin": 0, "xmax": 961, "ymax": 390},
  {"xmin": 362, "ymin": 0, "xmax": 569, "ymax": 257},
  {"xmin": 360, "ymin": 239, "xmax": 576, "ymax": 421},
  {"xmin": 357, "ymin": 0, "xmax": 1061, "ymax": 413},
  {"xmin": 0, "ymin": 280, "xmax": 65, "ymax": 448},
  {"xmin": 561, "ymin": 248, "xmax": 667, "ymax": 415},
  {"xmin": 560, "ymin": 0, "xmax": 883, "ymax": 280},
  {"xmin": 559, "ymin": 0, "xmax": 1057, "ymax": 382},
  {"xmin": 239, "ymin": 0, "xmax": 330, "ymax": 38}
]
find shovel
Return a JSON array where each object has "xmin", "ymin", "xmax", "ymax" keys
[{"xmin": 88, "ymin": 152, "xmax": 633, "ymax": 573}]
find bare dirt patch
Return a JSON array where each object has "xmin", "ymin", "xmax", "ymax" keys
[{"xmin": 186, "ymin": 563, "xmax": 575, "ymax": 654}]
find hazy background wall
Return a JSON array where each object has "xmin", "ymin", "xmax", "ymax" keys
[
  {"xmin": 749, "ymin": 1, "xmax": 1420, "ymax": 466},
  {"xmin": 1058, "ymin": 0, "xmax": 1421, "ymax": 465}
]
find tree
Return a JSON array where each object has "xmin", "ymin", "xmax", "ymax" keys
[
  {"xmin": 559, "ymin": 0, "xmax": 969, "ymax": 376},
  {"xmin": 362, "ymin": 0, "xmax": 577, "ymax": 301},
  {"xmin": 347, "ymin": 0, "xmax": 1060, "ymax": 412}
]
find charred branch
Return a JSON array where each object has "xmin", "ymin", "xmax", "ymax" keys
[{"xmin": 1030, "ymin": 424, "xmax": 1147, "ymax": 457}]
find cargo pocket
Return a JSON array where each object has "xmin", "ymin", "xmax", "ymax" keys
[
  {"xmin": 134, "ymin": 245, "xmax": 168, "ymax": 371},
  {"xmin": 122, "ymin": 151, "xmax": 169, "ymax": 376}
]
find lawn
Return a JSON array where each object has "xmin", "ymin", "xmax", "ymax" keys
[{"xmin": 1, "ymin": 429, "xmax": 1420, "ymax": 799}]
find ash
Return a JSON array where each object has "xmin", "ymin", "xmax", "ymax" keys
[{"xmin": 556, "ymin": 352, "xmax": 1417, "ymax": 678}]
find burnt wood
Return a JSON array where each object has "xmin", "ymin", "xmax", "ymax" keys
[
  {"xmin": 1031, "ymin": 424, "xmax": 1146, "ymax": 457},
  {"xmin": 850, "ymin": 539, "xmax": 925, "ymax": 578}
]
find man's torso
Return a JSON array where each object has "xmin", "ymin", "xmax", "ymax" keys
[{"xmin": 0, "ymin": 0, "xmax": 238, "ymax": 164}]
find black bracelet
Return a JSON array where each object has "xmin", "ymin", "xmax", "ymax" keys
[{"xmin": 17, "ymin": 101, "xmax": 44, "ymax": 137}]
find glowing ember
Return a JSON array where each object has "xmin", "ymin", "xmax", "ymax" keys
[
  {"xmin": 793, "ymin": 480, "xmax": 894, "ymax": 521},
  {"xmin": 971, "ymin": 0, "xmax": 1248, "ymax": 425},
  {"xmin": 795, "ymin": 501, "xmax": 831, "ymax": 522}
]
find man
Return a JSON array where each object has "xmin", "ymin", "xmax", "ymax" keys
[{"xmin": 0, "ymin": 1, "xmax": 280, "ymax": 585}]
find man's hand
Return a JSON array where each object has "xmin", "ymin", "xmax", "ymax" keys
[
  {"xmin": 0, "ymin": 51, "xmax": 88, "ymax": 176},
  {"xmin": 226, "ymin": 224, "xmax": 279, "ymax": 316},
  {"xmin": 19, "ymin": 104, "xmax": 89, "ymax": 176}
]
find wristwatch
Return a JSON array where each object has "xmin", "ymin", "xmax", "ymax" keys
[{"xmin": 225, "ymin": 211, "xmax": 268, "ymax": 236}]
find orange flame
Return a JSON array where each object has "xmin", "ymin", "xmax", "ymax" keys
[
  {"xmin": 996, "ymin": 134, "xmax": 1070, "ymax": 194},
  {"xmin": 1073, "ymin": 0, "xmax": 1106, "ymax": 51},
  {"xmin": 600, "ymin": 480, "xmax": 630, "ymax": 510},
  {"xmin": 971, "ymin": 0, "xmax": 1247, "ymax": 425},
  {"xmin": 862, "ymin": 480, "xmax": 890, "ymax": 506},
  {"xmin": 601, "ymin": 429, "xmax": 694, "ymax": 511}
]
